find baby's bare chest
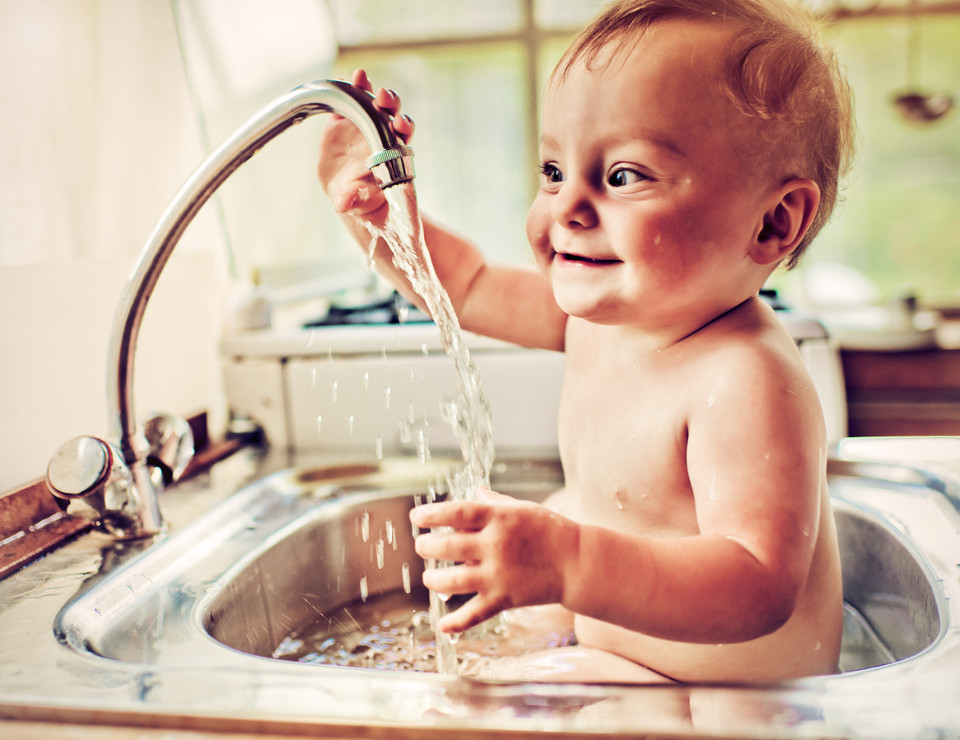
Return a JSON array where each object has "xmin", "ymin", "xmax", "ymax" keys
[{"xmin": 556, "ymin": 353, "xmax": 700, "ymax": 532}]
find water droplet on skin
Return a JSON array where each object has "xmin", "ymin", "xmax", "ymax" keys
[
  {"xmin": 814, "ymin": 640, "xmax": 822, "ymax": 652},
  {"xmin": 706, "ymin": 396, "xmax": 715, "ymax": 409},
  {"xmin": 654, "ymin": 233, "xmax": 662, "ymax": 245},
  {"xmin": 614, "ymin": 489, "xmax": 626, "ymax": 511},
  {"xmin": 707, "ymin": 467, "xmax": 721, "ymax": 500}
]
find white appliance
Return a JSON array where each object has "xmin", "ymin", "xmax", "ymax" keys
[{"xmin": 220, "ymin": 303, "xmax": 847, "ymax": 458}]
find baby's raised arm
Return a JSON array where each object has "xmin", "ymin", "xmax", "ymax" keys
[{"xmin": 317, "ymin": 70, "xmax": 566, "ymax": 351}]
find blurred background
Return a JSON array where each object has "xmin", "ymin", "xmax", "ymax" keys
[{"xmin": 1, "ymin": 0, "xmax": 958, "ymax": 490}]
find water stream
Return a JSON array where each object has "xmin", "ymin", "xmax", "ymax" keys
[{"xmin": 358, "ymin": 183, "xmax": 496, "ymax": 674}]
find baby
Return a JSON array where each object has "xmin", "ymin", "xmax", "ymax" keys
[{"xmin": 318, "ymin": 0, "xmax": 855, "ymax": 684}]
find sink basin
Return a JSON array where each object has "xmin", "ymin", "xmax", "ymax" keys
[
  {"xmin": 202, "ymin": 472, "xmax": 941, "ymax": 675},
  {"xmin": 37, "ymin": 450, "xmax": 960, "ymax": 736}
]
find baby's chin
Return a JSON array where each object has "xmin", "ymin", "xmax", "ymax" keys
[{"xmin": 550, "ymin": 286, "xmax": 619, "ymax": 324}]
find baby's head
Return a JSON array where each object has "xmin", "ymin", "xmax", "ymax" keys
[{"xmin": 556, "ymin": 0, "xmax": 854, "ymax": 269}]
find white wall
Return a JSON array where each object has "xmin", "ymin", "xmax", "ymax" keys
[{"xmin": 0, "ymin": 0, "xmax": 228, "ymax": 491}]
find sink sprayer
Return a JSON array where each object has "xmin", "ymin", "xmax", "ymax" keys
[{"xmin": 45, "ymin": 80, "xmax": 414, "ymax": 538}]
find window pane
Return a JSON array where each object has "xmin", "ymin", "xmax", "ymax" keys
[
  {"xmin": 335, "ymin": 44, "xmax": 534, "ymax": 265},
  {"xmin": 332, "ymin": 0, "xmax": 523, "ymax": 45},
  {"xmin": 535, "ymin": 0, "xmax": 604, "ymax": 29}
]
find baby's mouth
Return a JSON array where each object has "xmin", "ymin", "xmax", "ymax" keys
[{"xmin": 557, "ymin": 251, "xmax": 622, "ymax": 266}]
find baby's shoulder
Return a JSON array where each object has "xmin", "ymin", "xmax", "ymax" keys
[{"xmin": 691, "ymin": 308, "xmax": 810, "ymax": 390}]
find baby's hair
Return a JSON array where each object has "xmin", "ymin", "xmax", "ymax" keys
[{"xmin": 557, "ymin": 0, "xmax": 855, "ymax": 268}]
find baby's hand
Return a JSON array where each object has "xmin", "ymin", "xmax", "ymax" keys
[
  {"xmin": 409, "ymin": 487, "xmax": 579, "ymax": 633},
  {"xmin": 317, "ymin": 69, "xmax": 415, "ymax": 224}
]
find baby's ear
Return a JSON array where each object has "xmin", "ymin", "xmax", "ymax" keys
[{"xmin": 750, "ymin": 180, "xmax": 820, "ymax": 265}]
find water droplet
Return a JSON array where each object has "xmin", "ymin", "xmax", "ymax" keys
[
  {"xmin": 360, "ymin": 575, "xmax": 368, "ymax": 602},
  {"xmin": 398, "ymin": 304, "xmax": 410, "ymax": 323},
  {"xmin": 375, "ymin": 435, "xmax": 383, "ymax": 461},
  {"xmin": 614, "ymin": 489, "xmax": 626, "ymax": 511},
  {"xmin": 311, "ymin": 367, "xmax": 317, "ymax": 388},
  {"xmin": 398, "ymin": 421, "xmax": 412, "ymax": 444},
  {"xmin": 384, "ymin": 386, "xmax": 391, "ymax": 410},
  {"xmin": 376, "ymin": 538, "xmax": 385, "ymax": 569},
  {"xmin": 360, "ymin": 511, "xmax": 370, "ymax": 543},
  {"xmin": 361, "ymin": 372, "xmax": 370, "ymax": 392},
  {"xmin": 331, "ymin": 380, "xmax": 339, "ymax": 403},
  {"xmin": 386, "ymin": 520, "xmax": 395, "ymax": 544},
  {"xmin": 347, "ymin": 414, "xmax": 355, "ymax": 435},
  {"xmin": 401, "ymin": 562, "xmax": 411, "ymax": 593},
  {"xmin": 417, "ymin": 430, "xmax": 431, "ymax": 463},
  {"xmin": 421, "ymin": 343, "xmax": 429, "ymax": 356},
  {"xmin": 316, "ymin": 415, "xmax": 322, "ymax": 434}
]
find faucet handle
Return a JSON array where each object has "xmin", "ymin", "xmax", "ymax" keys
[
  {"xmin": 46, "ymin": 436, "xmax": 136, "ymax": 530},
  {"xmin": 143, "ymin": 414, "xmax": 195, "ymax": 485}
]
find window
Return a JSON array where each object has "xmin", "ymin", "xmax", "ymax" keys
[
  {"xmin": 178, "ymin": 1, "xmax": 960, "ymax": 308},
  {"xmin": 329, "ymin": 1, "xmax": 600, "ymax": 266}
]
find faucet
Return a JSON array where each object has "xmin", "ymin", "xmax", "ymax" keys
[{"xmin": 45, "ymin": 80, "xmax": 415, "ymax": 538}]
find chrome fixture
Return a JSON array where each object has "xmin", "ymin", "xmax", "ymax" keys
[{"xmin": 45, "ymin": 80, "xmax": 415, "ymax": 538}]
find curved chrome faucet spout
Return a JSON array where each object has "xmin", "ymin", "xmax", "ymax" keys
[{"xmin": 47, "ymin": 80, "xmax": 414, "ymax": 538}]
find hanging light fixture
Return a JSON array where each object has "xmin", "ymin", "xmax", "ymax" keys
[{"xmin": 893, "ymin": 0, "xmax": 954, "ymax": 122}]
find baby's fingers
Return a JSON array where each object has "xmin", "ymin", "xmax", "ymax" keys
[
  {"xmin": 438, "ymin": 594, "xmax": 504, "ymax": 634},
  {"xmin": 410, "ymin": 501, "xmax": 491, "ymax": 531},
  {"xmin": 414, "ymin": 530, "xmax": 477, "ymax": 564}
]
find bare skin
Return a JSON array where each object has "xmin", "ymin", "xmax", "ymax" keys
[{"xmin": 317, "ymin": 19, "xmax": 843, "ymax": 684}]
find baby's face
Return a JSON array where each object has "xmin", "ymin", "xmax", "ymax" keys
[{"xmin": 527, "ymin": 19, "xmax": 772, "ymax": 332}]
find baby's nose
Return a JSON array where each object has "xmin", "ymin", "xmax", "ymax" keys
[{"xmin": 551, "ymin": 183, "xmax": 598, "ymax": 229}]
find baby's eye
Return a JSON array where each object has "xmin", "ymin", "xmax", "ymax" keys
[
  {"xmin": 608, "ymin": 167, "xmax": 646, "ymax": 188},
  {"xmin": 539, "ymin": 162, "xmax": 565, "ymax": 185}
]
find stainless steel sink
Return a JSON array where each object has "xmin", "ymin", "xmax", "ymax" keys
[
  {"xmin": 4, "ymin": 446, "xmax": 960, "ymax": 736},
  {"xmin": 201, "ymin": 474, "xmax": 942, "ymax": 675}
]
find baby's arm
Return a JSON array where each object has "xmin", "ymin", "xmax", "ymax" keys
[
  {"xmin": 412, "ymin": 348, "xmax": 825, "ymax": 641},
  {"xmin": 317, "ymin": 70, "xmax": 566, "ymax": 351}
]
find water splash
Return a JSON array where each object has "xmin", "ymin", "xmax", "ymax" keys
[{"xmin": 358, "ymin": 183, "xmax": 496, "ymax": 676}]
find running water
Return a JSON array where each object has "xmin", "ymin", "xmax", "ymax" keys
[{"xmin": 357, "ymin": 182, "xmax": 496, "ymax": 675}]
